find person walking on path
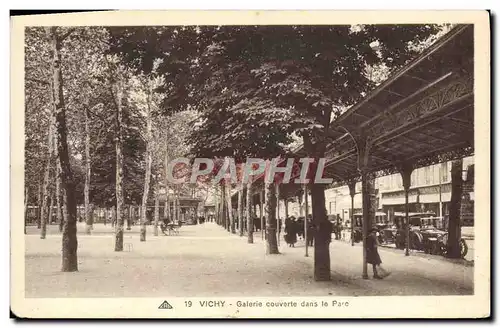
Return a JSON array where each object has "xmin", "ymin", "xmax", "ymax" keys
[
  {"xmin": 284, "ymin": 216, "xmax": 297, "ymax": 247},
  {"xmin": 367, "ymin": 228, "xmax": 391, "ymax": 279}
]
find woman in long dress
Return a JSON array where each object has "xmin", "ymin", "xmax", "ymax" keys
[
  {"xmin": 366, "ymin": 228, "xmax": 390, "ymax": 279},
  {"xmin": 284, "ymin": 217, "xmax": 297, "ymax": 247}
]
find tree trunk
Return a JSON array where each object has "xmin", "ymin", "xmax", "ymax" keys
[
  {"xmin": 276, "ymin": 184, "xmax": 281, "ymax": 245},
  {"xmin": 24, "ymin": 187, "xmax": 29, "ymax": 234},
  {"xmin": 37, "ymin": 183, "xmax": 42, "ymax": 229},
  {"xmin": 214, "ymin": 186, "xmax": 219, "ymax": 225},
  {"xmin": 47, "ymin": 192, "xmax": 54, "ymax": 226},
  {"xmin": 238, "ymin": 185, "xmax": 244, "ymax": 237},
  {"xmin": 178, "ymin": 196, "xmax": 181, "ymax": 223},
  {"xmin": 310, "ymin": 183, "xmax": 330, "ymax": 281},
  {"xmin": 55, "ymin": 156, "xmax": 63, "ymax": 233},
  {"xmin": 221, "ymin": 185, "xmax": 228, "ymax": 230},
  {"xmin": 447, "ymin": 159, "xmax": 463, "ymax": 258},
  {"xmin": 84, "ymin": 107, "xmax": 92, "ymax": 235},
  {"xmin": 140, "ymin": 172, "xmax": 151, "ymax": 240},
  {"xmin": 126, "ymin": 205, "xmax": 132, "ymax": 231},
  {"xmin": 284, "ymin": 198, "xmax": 289, "ymax": 220},
  {"xmin": 173, "ymin": 188, "xmax": 178, "ymax": 222},
  {"xmin": 140, "ymin": 83, "xmax": 153, "ymax": 242},
  {"xmin": 163, "ymin": 198, "xmax": 169, "ymax": 223},
  {"xmin": 265, "ymin": 182, "xmax": 279, "ymax": 254},
  {"xmin": 163, "ymin": 143, "xmax": 169, "ymax": 222},
  {"xmin": 302, "ymin": 135, "xmax": 331, "ymax": 281},
  {"xmin": 40, "ymin": 118, "xmax": 54, "ymax": 240},
  {"xmin": 246, "ymin": 181, "xmax": 254, "ymax": 244},
  {"xmin": 259, "ymin": 191, "xmax": 266, "ymax": 239},
  {"xmin": 225, "ymin": 184, "xmax": 235, "ymax": 233},
  {"xmin": 113, "ymin": 77, "xmax": 125, "ymax": 252},
  {"xmin": 154, "ymin": 190, "xmax": 159, "ymax": 236},
  {"xmin": 47, "ymin": 27, "xmax": 78, "ymax": 271}
]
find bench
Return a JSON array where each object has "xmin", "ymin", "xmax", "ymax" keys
[
  {"xmin": 160, "ymin": 223, "xmax": 181, "ymax": 236},
  {"xmin": 124, "ymin": 242, "xmax": 133, "ymax": 252}
]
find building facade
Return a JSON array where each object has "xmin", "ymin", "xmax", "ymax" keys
[{"xmin": 281, "ymin": 156, "xmax": 475, "ymax": 226}]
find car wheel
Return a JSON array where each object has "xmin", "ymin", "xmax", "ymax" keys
[{"xmin": 460, "ymin": 239, "xmax": 468, "ymax": 258}]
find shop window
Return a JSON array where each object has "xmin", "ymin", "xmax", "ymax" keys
[{"xmin": 441, "ymin": 162, "xmax": 449, "ymax": 183}]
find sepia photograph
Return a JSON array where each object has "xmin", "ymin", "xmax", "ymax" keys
[{"xmin": 10, "ymin": 10, "xmax": 490, "ymax": 319}]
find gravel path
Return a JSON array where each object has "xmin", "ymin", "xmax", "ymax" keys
[{"xmin": 25, "ymin": 222, "xmax": 473, "ymax": 298}]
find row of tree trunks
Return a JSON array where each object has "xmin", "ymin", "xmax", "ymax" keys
[{"xmin": 215, "ymin": 178, "xmax": 282, "ymax": 255}]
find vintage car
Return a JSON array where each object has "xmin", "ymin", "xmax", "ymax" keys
[
  {"xmin": 394, "ymin": 214, "xmax": 468, "ymax": 258},
  {"xmin": 352, "ymin": 212, "xmax": 389, "ymax": 244},
  {"xmin": 393, "ymin": 212, "xmax": 436, "ymax": 250}
]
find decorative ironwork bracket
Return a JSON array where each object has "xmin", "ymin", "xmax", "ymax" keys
[{"xmin": 367, "ymin": 75, "xmax": 473, "ymax": 138}]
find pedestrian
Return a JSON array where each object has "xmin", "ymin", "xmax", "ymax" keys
[
  {"xmin": 254, "ymin": 217, "xmax": 260, "ymax": 232},
  {"xmin": 296, "ymin": 217, "xmax": 305, "ymax": 240},
  {"xmin": 367, "ymin": 228, "xmax": 391, "ymax": 279},
  {"xmin": 284, "ymin": 216, "xmax": 297, "ymax": 247},
  {"xmin": 335, "ymin": 214, "xmax": 342, "ymax": 240}
]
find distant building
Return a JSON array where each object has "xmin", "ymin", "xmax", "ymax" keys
[
  {"xmin": 377, "ymin": 156, "xmax": 474, "ymax": 225},
  {"xmin": 281, "ymin": 156, "xmax": 475, "ymax": 226}
]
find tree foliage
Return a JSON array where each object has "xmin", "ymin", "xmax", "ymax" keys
[{"xmin": 109, "ymin": 24, "xmax": 443, "ymax": 160}]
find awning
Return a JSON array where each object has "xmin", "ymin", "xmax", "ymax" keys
[
  {"xmin": 419, "ymin": 192, "xmax": 451, "ymax": 203},
  {"xmin": 382, "ymin": 194, "xmax": 418, "ymax": 205}
]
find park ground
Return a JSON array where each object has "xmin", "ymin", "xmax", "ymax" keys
[{"xmin": 24, "ymin": 222, "xmax": 473, "ymax": 298}]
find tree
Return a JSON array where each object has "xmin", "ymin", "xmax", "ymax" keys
[
  {"xmin": 109, "ymin": 63, "xmax": 126, "ymax": 252},
  {"xmin": 138, "ymin": 78, "xmax": 154, "ymax": 242},
  {"xmin": 46, "ymin": 26, "xmax": 79, "ymax": 271}
]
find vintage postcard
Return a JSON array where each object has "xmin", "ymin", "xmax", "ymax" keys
[{"xmin": 10, "ymin": 10, "xmax": 490, "ymax": 319}]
